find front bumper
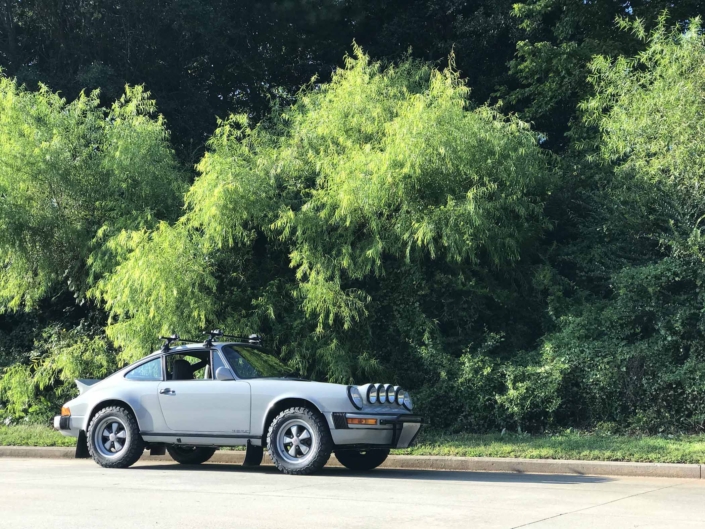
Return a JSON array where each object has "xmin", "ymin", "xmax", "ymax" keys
[{"xmin": 327, "ymin": 412, "xmax": 423, "ymax": 449}]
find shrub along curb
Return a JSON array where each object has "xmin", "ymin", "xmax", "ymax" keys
[{"xmin": 0, "ymin": 446, "xmax": 701, "ymax": 479}]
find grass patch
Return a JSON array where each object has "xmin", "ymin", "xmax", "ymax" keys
[
  {"xmin": 0, "ymin": 424, "xmax": 76, "ymax": 447},
  {"xmin": 393, "ymin": 430, "xmax": 705, "ymax": 464},
  {"xmin": 2, "ymin": 425, "xmax": 704, "ymax": 463}
]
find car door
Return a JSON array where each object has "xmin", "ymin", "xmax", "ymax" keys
[{"xmin": 157, "ymin": 350, "xmax": 251, "ymax": 434}]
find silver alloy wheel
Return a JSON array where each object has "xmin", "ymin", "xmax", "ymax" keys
[
  {"xmin": 93, "ymin": 416, "xmax": 128, "ymax": 458},
  {"xmin": 276, "ymin": 419, "xmax": 317, "ymax": 465}
]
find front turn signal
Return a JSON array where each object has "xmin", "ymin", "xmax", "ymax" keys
[
  {"xmin": 347, "ymin": 418, "xmax": 377, "ymax": 426},
  {"xmin": 61, "ymin": 407, "xmax": 71, "ymax": 417}
]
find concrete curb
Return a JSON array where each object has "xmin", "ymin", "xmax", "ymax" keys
[{"xmin": 0, "ymin": 446, "xmax": 701, "ymax": 479}]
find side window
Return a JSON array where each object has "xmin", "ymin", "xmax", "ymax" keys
[
  {"xmin": 165, "ymin": 353, "xmax": 211, "ymax": 381},
  {"xmin": 125, "ymin": 358, "xmax": 163, "ymax": 381}
]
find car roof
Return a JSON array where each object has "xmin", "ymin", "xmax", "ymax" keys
[{"xmin": 148, "ymin": 341, "xmax": 259, "ymax": 356}]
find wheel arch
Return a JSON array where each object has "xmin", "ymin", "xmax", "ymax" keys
[
  {"xmin": 83, "ymin": 399, "xmax": 140, "ymax": 432},
  {"xmin": 260, "ymin": 397, "xmax": 327, "ymax": 447}
]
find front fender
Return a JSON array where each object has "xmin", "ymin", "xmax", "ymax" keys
[{"xmin": 249, "ymin": 380, "xmax": 354, "ymax": 437}]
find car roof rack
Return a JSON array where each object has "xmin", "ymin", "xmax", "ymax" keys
[
  {"xmin": 202, "ymin": 329, "xmax": 262, "ymax": 347},
  {"xmin": 158, "ymin": 334, "xmax": 201, "ymax": 353}
]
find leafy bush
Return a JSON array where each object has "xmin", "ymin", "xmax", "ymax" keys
[{"xmin": 0, "ymin": 324, "xmax": 115, "ymax": 420}]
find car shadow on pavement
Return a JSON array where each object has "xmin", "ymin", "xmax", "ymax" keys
[{"xmin": 132, "ymin": 462, "xmax": 613, "ymax": 485}]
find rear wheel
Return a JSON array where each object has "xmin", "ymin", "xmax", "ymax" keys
[
  {"xmin": 335, "ymin": 449, "xmax": 389, "ymax": 471},
  {"xmin": 87, "ymin": 406, "xmax": 145, "ymax": 469},
  {"xmin": 267, "ymin": 406, "xmax": 332, "ymax": 475},
  {"xmin": 166, "ymin": 445, "xmax": 217, "ymax": 465}
]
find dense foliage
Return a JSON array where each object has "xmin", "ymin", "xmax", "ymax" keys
[
  {"xmin": 2, "ymin": 5, "xmax": 705, "ymax": 435},
  {"xmin": 93, "ymin": 51, "xmax": 553, "ymax": 381},
  {"xmin": 0, "ymin": 81, "xmax": 186, "ymax": 418}
]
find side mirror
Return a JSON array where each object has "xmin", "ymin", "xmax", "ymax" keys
[{"xmin": 215, "ymin": 367, "xmax": 234, "ymax": 381}]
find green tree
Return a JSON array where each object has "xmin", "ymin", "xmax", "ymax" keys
[
  {"xmin": 0, "ymin": 0, "xmax": 521, "ymax": 161},
  {"xmin": 538, "ymin": 16, "xmax": 705, "ymax": 432},
  {"xmin": 94, "ymin": 49, "xmax": 555, "ymax": 387},
  {"xmin": 0, "ymin": 78, "xmax": 186, "ymax": 311},
  {"xmin": 505, "ymin": 1, "xmax": 705, "ymax": 150},
  {"xmin": 0, "ymin": 77, "xmax": 186, "ymax": 419}
]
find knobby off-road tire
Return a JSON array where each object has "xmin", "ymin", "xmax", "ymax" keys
[
  {"xmin": 266, "ymin": 406, "xmax": 333, "ymax": 475},
  {"xmin": 166, "ymin": 445, "xmax": 217, "ymax": 465},
  {"xmin": 334, "ymin": 449, "xmax": 390, "ymax": 471},
  {"xmin": 87, "ymin": 406, "xmax": 145, "ymax": 469}
]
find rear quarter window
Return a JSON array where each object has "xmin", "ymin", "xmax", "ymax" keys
[{"xmin": 125, "ymin": 357, "xmax": 163, "ymax": 381}]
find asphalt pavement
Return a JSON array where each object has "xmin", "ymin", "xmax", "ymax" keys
[{"xmin": 0, "ymin": 458, "xmax": 703, "ymax": 528}]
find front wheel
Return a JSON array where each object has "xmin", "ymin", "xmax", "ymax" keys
[
  {"xmin": 87, "ymin": 406, "xmax": 145, "ymax": 469},
  {"xmin": 266, "ymin": 407, "xmax": 333, "ymax": 475},
  {"xmin": 166, "ymin": 446, "xmax": 216, "ymax": 465},
  {"xmin": 335, "ymin": 449, "xmax": 390, "ymax": 471}
]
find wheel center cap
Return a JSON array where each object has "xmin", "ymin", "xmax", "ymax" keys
[
  {"xmin": 109, "ymin": 433, "xmax": 116, "ymax": 441},
  {"xmin": 293, "ymin": 437, "xmax": 299, "ymax": 445}
]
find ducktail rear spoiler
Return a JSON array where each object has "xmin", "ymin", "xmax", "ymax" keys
[{"xmin": 75, "ymin": 379, "xmax": 100, "ymax": 395}]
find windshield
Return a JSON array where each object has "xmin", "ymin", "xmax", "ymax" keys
[{"xmin": 220, "ymin": 345, "xmax": 293, "ymax": 379}]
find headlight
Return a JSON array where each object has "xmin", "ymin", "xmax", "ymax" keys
[
  {"xmin": 402, "ymin": 391, "xmax": 413, "ymax": 411},
  {"xmin": 367, "ymin": 384, "xmax": 379, "ymax": 404},
  {"xmin": 388, "ymin": 385, "xmax": 398, "ymax": 404},
  {"xmin": 347, "ymin": 386, "xmax": 363, "ymax": 410},
  {"xmin": 396, "ymin": 388, "xmax": 405, "ymax": 406},
  {"xmin": 378, "ymin": 384, "xmax": 387, "ymax": 404}
]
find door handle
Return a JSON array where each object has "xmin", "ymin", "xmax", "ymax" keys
[{"xmin": 159, "ymin": 388, "xmax": 175, "ymax": 395}]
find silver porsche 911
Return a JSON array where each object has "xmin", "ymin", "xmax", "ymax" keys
[{"xmin": 53, "ymin": 332, "xmax": 422, "ymax": 475}]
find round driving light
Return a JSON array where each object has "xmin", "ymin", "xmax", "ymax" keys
[
  {"xmin": 396, "ymin": 388, "xmax": 405, "ymax": 406},
  {"xmin": 402, "ymin": 391, "xmax": 414, "ymax": 411},
  {"xmin": 348, "ymin": 386, "xmax": 363, "ymax": 410},
  {"xmin": 378, "ymin": 384, "xmax": 387, "ymax": 404},
  {"xmin": 387, "ymin": 385, "xmax": 398, "ymax": 404},
  {"xmin": 367, "ymin": 384, "xmax": 378, "ymax": 404}
]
